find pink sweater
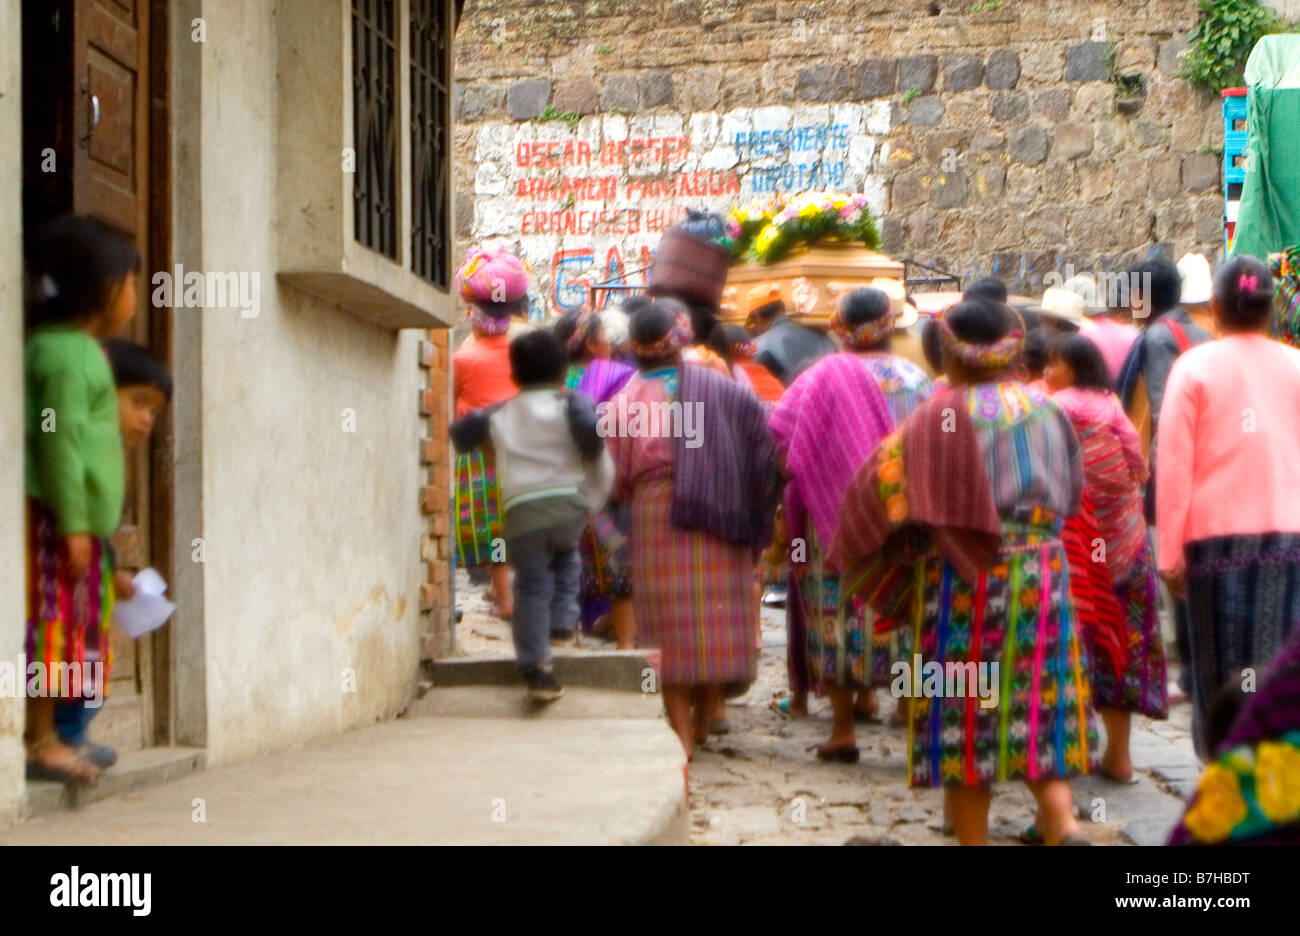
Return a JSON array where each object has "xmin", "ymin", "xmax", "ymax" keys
[{"xmin": 1156, "ymin": 334, "xmax": 1300, "ymax": 573}]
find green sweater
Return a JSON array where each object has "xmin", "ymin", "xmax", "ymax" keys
[{"xmin": 25, "ymin": 326, "xmax": 125, "ymax": 537}]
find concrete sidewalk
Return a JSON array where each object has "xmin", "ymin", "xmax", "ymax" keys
[{"xmin": 2, "ymin": 684, "xmax": 689, "ymax": 846}]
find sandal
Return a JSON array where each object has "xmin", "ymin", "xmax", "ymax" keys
[
  {"xmin": 25, "ymin": 733, "xmax": 98, "ymax": 786},
  {"xmin": 815, "ymin": 744, "xmax": 860, "ymax": 764},
  {"xmin": 1099, "ymin": 767, "xmax": 1140, "ymax": 785},
  {"xmin": 1018, "ymin": 825, "xmax": 1044, "ymax": 846},
  {"xmin": 769, "ymin": 692, "xmax": 808, "ymax": 719}
]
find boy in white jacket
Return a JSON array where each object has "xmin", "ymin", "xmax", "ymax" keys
[{"xmin": 451, "ymin": 329, "xmax": 614, "ymax": 701}]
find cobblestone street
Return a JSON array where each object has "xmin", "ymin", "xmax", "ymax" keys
[{"xmin": 453, "ymin": 572, "xmax": 1201, "ymax": 846}]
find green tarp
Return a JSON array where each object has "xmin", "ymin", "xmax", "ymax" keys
[{"xmin": 1231, "ymin": 35, "xmax": 1300, "ymax": 259}]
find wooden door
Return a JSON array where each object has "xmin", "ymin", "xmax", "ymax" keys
[{"xmin": 73, "ymin": 0, "xmax": 154, "ymax": 750}]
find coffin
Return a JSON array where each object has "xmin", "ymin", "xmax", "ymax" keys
[{"xmin": 720, "ymin": 244, "xmax": 905, "ymax": 327}]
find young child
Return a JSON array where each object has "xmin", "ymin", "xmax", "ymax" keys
[
  {"xmin": 53, "ymin": 339, "xmax": 173, "ymax": 768},
  {"xmin": 450, "ymin": 330, "xmax": 614, "ymax": 701},
  {"xmin": 1044, "ymin": 332, "xmax": 1165, "ymax": 782},
  {"xmin": 24, "ymin": 215, "xmax": 140, "ymax": 784}
]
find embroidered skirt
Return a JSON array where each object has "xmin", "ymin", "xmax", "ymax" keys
[
  {"xmin": 26, "ymin": 499, "xmax": 114, "ymax": 699},
  {"xmin": 1090, "ymin": 538, "xmax": 1167, "ymax": 718},
  {"xmin": 1185, "ymin": 533, "xmax": 1300, "ymax": 757},
  {"xmin": 628, "ymin": 472, "xmax": 757, "ymax": 686},
  {"xmin": 453, "ymin": 450, "xmax": 502, "ymax": 568},
  {"xmin": 797, "ymin": 530, "xmax": 873, "ymax": 691},
  {"xmin": 579, "ymin": 506, "xmax": 631, "ymax": 602},
  {"xmin": 907, "ymin": 530, "xmax": 1098, "ymax": 788}
]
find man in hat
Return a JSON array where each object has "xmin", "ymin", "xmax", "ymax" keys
[
  {"xmin": 1064, "ymin": 272, "xmax": 1137, "ymax": 382},
  {"xmin": 1177, "ymin": 253, "xmax": 1216, "ymax": 335},
  {"xmin": 746, "ymin": 283, "xmax": 836, "ymax": 386}
]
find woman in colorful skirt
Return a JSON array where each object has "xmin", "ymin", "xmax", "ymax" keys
[
  {"xmin": 554, "ymin": 307, "xmax": 637, "ymax": 647},
  {"xmin": 25, "ymin": 215, "xmax": 139, "ymax": 784},
  {"xmin": 769, "ymin": 288, "xmax": 926, "ymax": 761},
  {"xmin": 605, "ymin": 302, "xmax": 778, "ymax": 759},
  {"xmin": 452, "ymin": 247, "xmax": 531, "ymax": 618},
  {"xmin": 1156, "ymin": 255, "xmax": 1300, "ymax": 758},
  {"xmin": 1045, "ymin": 332, "xmax": 1167, "ymax": 781},
  {"xmin": 832, "ymin": 299, "xmax": 1097, "ymax": 845}
]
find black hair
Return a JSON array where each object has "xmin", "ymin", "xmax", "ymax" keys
[
  {"xmin": 620, "ymin": 293, "xmax": 651, "ymax": 316},
  {"xmin": 687, "ymin": 303, "xmax": 718, "ymax": 347},
  {"xmin": 553, "ymin": 308, "xmax": 603, "ymax": 362},
  {"xmin": 508, "ymin": 329, "xmax": 567, "ymax": 386},
  {"xmin": 103, "ymin": 339, "xmax": 174, "ymax": 399},
  {"xmin": 1128, "ymin": 256, "xmax": 1182, "ymax": 321},
  {"xmin": 1047, "ymin": 332, "xmax": 1113, "ymax": 392},
  {"xmin": 945, "ymin": 298, "xmax": 1014, "ymax": 346},
  {"xmin": 477, "ymin": 295, "xmax": 527, "ymax": 321},
  {"xmin": 921, "ymin": 317, "xmax": 944, "ymax": 373},
  {"xmin": 751, "ymin": 298, "xmax": 785, "ymax": 320},
  {"xmin": 628, "ymin": 301, "xmax": 679, "ymax": 370},
  {"xmin": 963, "ymin": 276, "xmax": 1008, "ymax": 305},
  {"xmin": 27, "ymin": 214, "xmax": 140, "ymax": 326},
  {"xmin": 841, "ymin": 287, "xmax": 893, "ymax": 349},
  {"xmin": 705, "ymin": 321, "xmax": 735, "ymax": 367},
  {"xmin": 1213, "ymin": 254, "xmax": 1274, "ymax": 330},
  {"xmin": 1021, "ymin": 328, "xmax": 1050, "ymax": 378}
]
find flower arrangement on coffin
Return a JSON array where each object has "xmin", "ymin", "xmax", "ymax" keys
[{"xmin": 725, "ymin": 191, "xmax": 881, "ymax": 266}]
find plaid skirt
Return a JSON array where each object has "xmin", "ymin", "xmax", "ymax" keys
[
  {"xmin": 26, "ymin": 499, "xmax": 113, "ymax": 699},
  {"xmin": 1185, "ymin": 532, "xmax": 1300, "ymax": 757},
  {"xmin": 453, "ymin": 450, "xmax": 502, "ymax": 568},
  {"xmin": 797, "ymin": 529, "xmax": 872, "ymax": 691},
  {"xmin": 628, "ymin": 471, "xmax": 756, "ymax": 686},
  {"xmin": 1091, "ymin": 538, "xmax": 1167, "ymax": 718},
  {"xmin": 908, "ymin": 530, "xmax": 1098, "ymax": 788}
]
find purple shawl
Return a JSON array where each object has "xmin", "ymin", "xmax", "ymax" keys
[
  {"xmin": 577, "ymin": 357, "xmax": 635, "ymax": 405},
  {"xmin": 768, "ymin": 353, "xmax": 895, "ymax": 555},
  {"xmin": 672, "ymin": 363, "xmax": 779, "ymax": 552}
]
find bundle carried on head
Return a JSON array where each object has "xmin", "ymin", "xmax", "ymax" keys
[
  {"xmin": 647, "ymin": 210, "xmax": 732, "ymax": 315},
  {"xmin": 456, "ymin": 245, "xmax": 530, "ymax": 333}
]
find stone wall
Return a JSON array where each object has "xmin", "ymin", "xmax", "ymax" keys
[{"xmin": 453, "ymin": 0, "xmax": 1228, "ymax": 302}]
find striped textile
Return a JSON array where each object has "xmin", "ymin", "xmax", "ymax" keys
[
  {"xmin": 578, "ymin": 506, "xmax": 630, "ymax": 601},
  {"xmin": 907, "ymin": 528, "xmax": 1099, "ymax": 787},
  {"xmin": 769, "ymin": 352, "xmax": 895, "ymax": 549},
  {"xmin": 797, "ymin": 528, "xmax": 872, "ymax": 690},
  {"xmin": 453, "ymin": 450, "xmax": 502, "ymax": 568},
  {"xmin": 1060, "ymin": 490, "xmax": 1128, "ymax": 682},
  {"xmin": 1090, "ymin": 538, "xmax": 1167, "ymax": 718},
  {"xmin": 26, "ymin": 499, "xmax": 114, "ymax": 699},
  {"xmin": 1185, "ymin": 532, "xmax": 1300, "ymax": 758},
  {"xmin": 628, "ymin": 471, "xmax": 757, "ymax": 685}
]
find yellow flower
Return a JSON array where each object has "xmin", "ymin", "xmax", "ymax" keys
[
  {"xmin": 799, "ymin": 202, "xmax": 820, "ymax": 220},
  {"xmin": 1255, "ymin": 741, "xmax": 1300, "ymax": 823},
  {"xmin": 1184, "ymin": 764, "xmax": 1249, "ymax": 843},
  {"xmin": 755, "ymin": 224, "xmax": 779, "ymax": 251}
]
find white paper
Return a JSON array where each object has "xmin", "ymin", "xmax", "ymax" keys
[{"xmin": 113, "ymin": 567, "xmax": 175, "ymax": 639}]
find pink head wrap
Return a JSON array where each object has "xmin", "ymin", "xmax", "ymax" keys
[{"xmin": 456, "ymin": 246, "xmax": 530, "ymax": 306}]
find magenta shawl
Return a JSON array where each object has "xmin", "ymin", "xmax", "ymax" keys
[{"xmin": 768, "ymin": 353, "xmax": 896, "ymax": 557}]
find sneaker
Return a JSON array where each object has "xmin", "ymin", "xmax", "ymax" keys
[{"xmin": 523, "ymin": 667, "xmax": 564, "ymax": 703}]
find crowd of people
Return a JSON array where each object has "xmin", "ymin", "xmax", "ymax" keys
[{"xmin": 451, "ymin": 210, "xmax": 1300, "ymax": 847}]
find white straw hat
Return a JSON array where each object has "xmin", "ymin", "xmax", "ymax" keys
[
  {"xmin": 1177, "ymin": 253, "xmax": 1212, "ymax": 305},
  {"xmin": 1039, "ymin": 287, "xmax": 1086, "ymax": 326}
]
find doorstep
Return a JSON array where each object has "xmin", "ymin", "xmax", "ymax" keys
[{"xmin": 21, "ymin": 745, "xmax": 206, "ymax": 821}]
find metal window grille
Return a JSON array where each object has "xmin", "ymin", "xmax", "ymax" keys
[
  {"xmin": 409, "ymin": 0, "xmax": 450, "ymax": 287},
  {"xmin": 352, "ymin": 0, "xmax": 398, "ymax": 259}
]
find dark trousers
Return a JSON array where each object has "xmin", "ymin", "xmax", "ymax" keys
[{"xmin": 508, "ymin": 515, "xmax": 585, "ymax": 671}]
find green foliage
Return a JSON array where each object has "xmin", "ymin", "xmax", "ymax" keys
[
  {"xmin": 902, "ymin": 88, "xmax": 921, "ymax": 103},
  {"xmin": 1179, "ymin": 0, "xmax": 1290, "ymax": 92},
  {"xmin": 538, "ymin": 104, "xmax": 582, "ymax": 128},
  {"xmin": 970, "ymin": 0, "xmax": 1002, "ymax": 11},
  {"xmin": 595, "ymin": 44, "xmax": 614, "ymax": 55}
]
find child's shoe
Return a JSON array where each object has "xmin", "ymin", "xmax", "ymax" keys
[{"xmin": 523, "ymin": 666, "xmax": 564, "ymax": 703}]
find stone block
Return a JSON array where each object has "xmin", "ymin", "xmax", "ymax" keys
[
  {"xmin": 1183, "ymin": 152, "xmax": 1220, "ymax": 192},
  {"xmin": 507, "ymin": 79, "xmax": 551, "ymax": 121},
  {"xmin": 461, "ymin": 84, "xmax": 506, "ymax": 122},
  {"xmin": 1053, "ymin": 123, "xmax": 1093, "ymax": 160},
  {"xmin": 900, "ymin": 54, "xmax": 938, "ymax": 94},
  {"xmin": 552, "ymin": 78, "xmax": 598, "ymax": 115},
  {"xmin": 942, "ymin": 54, "xmax": 985, "ymax": 92},
  {"xmin": 1033, "ymin": 88, "xmax": 1073, "ymax": 122},
  {"xmin": 1158, "ymin": 37, "xmax": 1190, "ymax": 77},
  {"xmin": 600, "ymin": 74, "xmax": 639, "ymax": 112},
  {"xmin": 985, "ymin": 49, "xmax": 1020, "ymax": 89},
  {"xmin": 906, "ymin": 95, "xmax": 945, "ymax": 126},
  {"xmin": 1009, "ymin": 125, "xmax": 1049, "ymax": 164},
  {"xmin": 1065, "ymin": 41, "xmax": 1112, "ymax": 82},
  {"xmin": 796, "ymin": 64, "xmax": 853, "ymax": 102},
  {"xmin": 856, "ymin": 58, "xmax": 898, "ymax": 99},
  {"xmin": 1149, "ymin": 153, "xmax": 1182, "ymax": 199},
  {"xmin": 991, "ymin": 90, "xmax": 1030, "ymax": 122},
  {"xmin": 640, "ymin": 70, "xmax": 674, "ymax": 108}
]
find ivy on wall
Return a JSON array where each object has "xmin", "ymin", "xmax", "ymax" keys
[{"xmin": 1178, "ymin": 0, "xmax": 1293, "ymax": 92}]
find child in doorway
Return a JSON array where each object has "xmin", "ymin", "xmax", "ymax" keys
[
  {"xmin": 450, "ymin": 330, "xmax": 614, "ymax": 702},
  {"xmin": 54, "ymin": 339, "xmax": 173, "ymax": 769},
  {"xmin": 24, "ymin": 215, "xmax": 140, "ymax": 784}
]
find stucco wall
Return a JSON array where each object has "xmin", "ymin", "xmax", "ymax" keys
[
  {"xmin": 183, "ymin": 1, "xmax": 427, "ymax": 763},
  {"xmin": 454, "ymin": 0, "xmax": 1229, "ymax": 302},
  {"xmin": 0, "ymin": 0, "xmax": 26, "ymax": 822}
]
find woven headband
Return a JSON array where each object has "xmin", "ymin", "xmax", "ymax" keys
[
  {"xmin": 565, "ymin": 307, "xmax": 599, "ymax": 356},
  {"xmin": 831, "ymin": 306, "xmax": 895, "ymax": 350},
  {"xmin": 629, "ymin": 310, "xmax": 694, "ymax": 360},
  {"xmin": 936, "ymin": 316, "xmax": 1023, "ymax": 370},
  {"xmin": 470, "ymin": 306, "xmax": 511, "ymax": 336}
]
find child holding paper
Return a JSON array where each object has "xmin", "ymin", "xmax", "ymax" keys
[{"xmin": 53, "ymin": 339, "xmax": 173, "ymax": 769}]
